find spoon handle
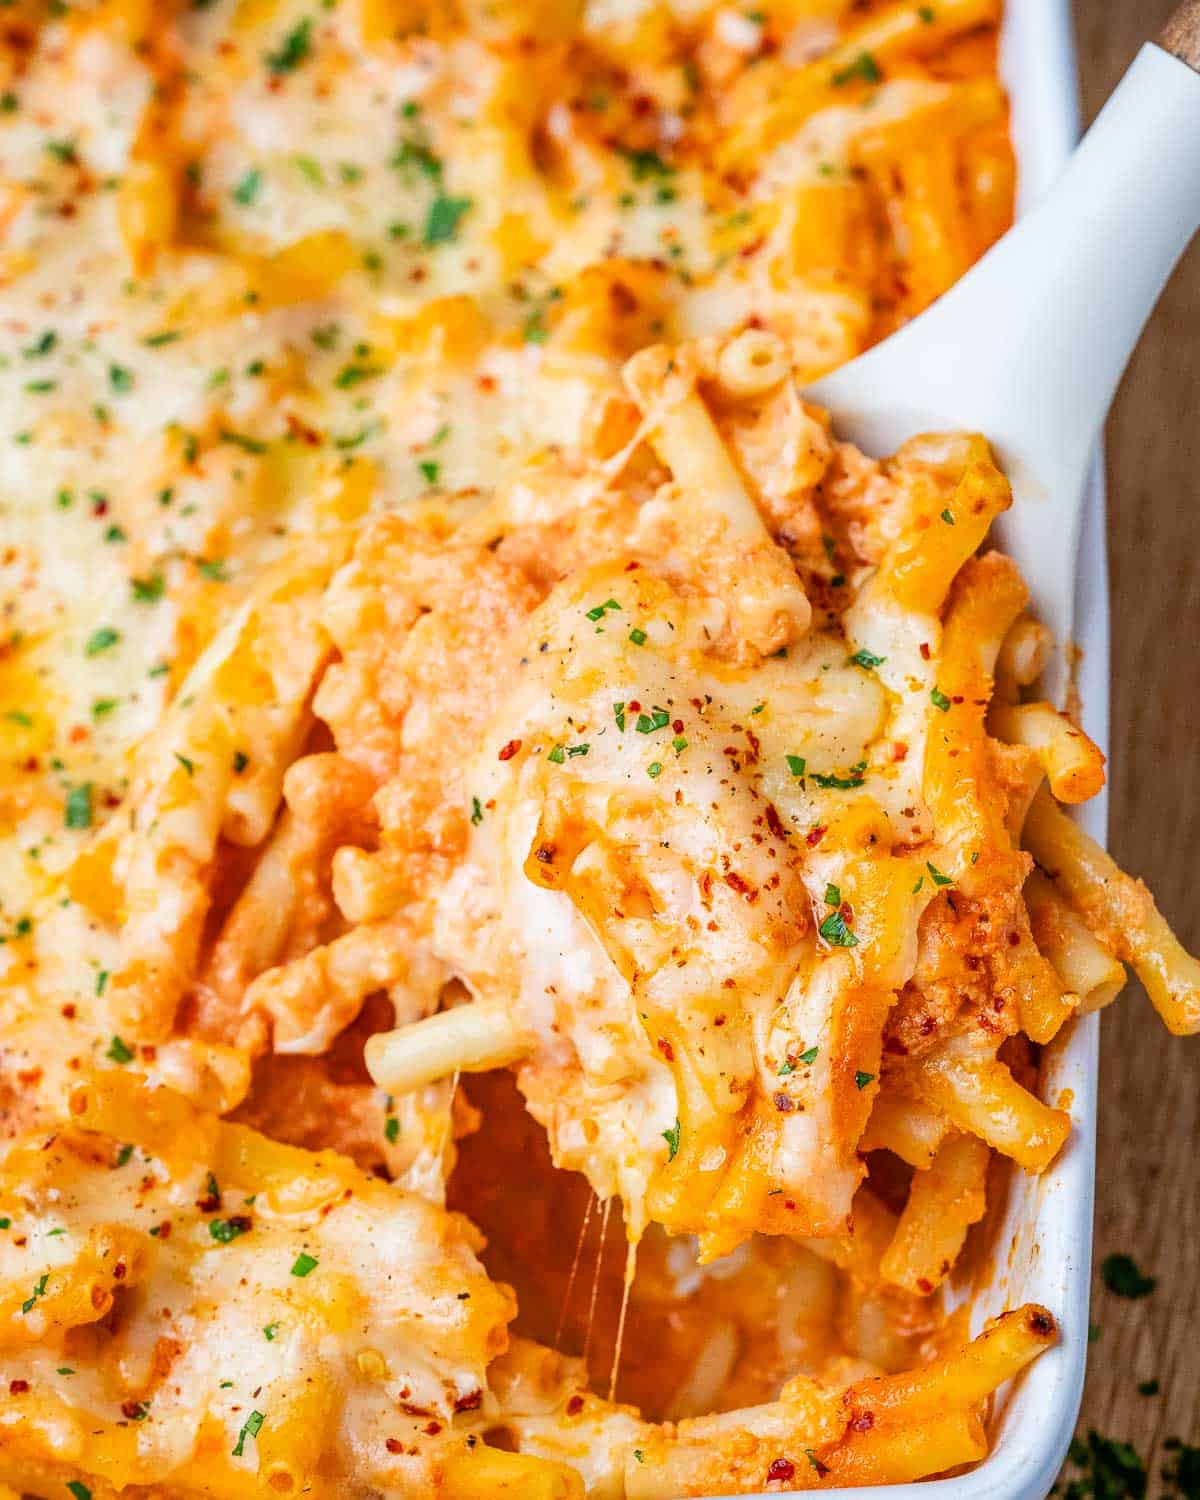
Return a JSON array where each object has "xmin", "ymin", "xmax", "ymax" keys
[{"xmin": 1161, "ymin": 0, "xmax": 1200, "ymax": 72}]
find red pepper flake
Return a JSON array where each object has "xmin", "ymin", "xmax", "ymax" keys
[
  {"xmin": 385, "ymin": 1437, "xmax": 403, "ymax": 1454},
  {"xmin": 919, "ymin": 642, "xmax": 931, "ymax": 660},
  {"xmin": 9, "ymin": 1380, "xmax": 29, "ymax": 1395},
  {"xmin": 806, "ymin": 825, "xmax": 827, "ymax": 847},
  {"xmin": 850, "ymin": 1411, "xmax": 875, "ymax": 1433},
  {"xmin": 497, "ymin": 739, "xmax": 522, "ymax": 761},
  {"xmin": 424, "ymin": 1421, "xmax": 442, "ymax": 1436},
  {"xmin": 892, "ymin": 742, "xmax": 908, "ymax": 762},
  {"xmin": 565, "ymin": 1394, "xmax": 585, "ymax": 1416},
  {"xmin": 766, "ymin": 1457, "xmax": 795, "ymax": 1482},
  {"xmin": 917, "ymin": 1276, "xmax": 934, "ymax": 1293},
  {"xmin": 453, "ymin": 1389, "xmax": 482, "ymax": 1413},
  {"xmin": 656, "ymin": 1038, "xmax": 675, "ymax": 1062},
  {"xmin": 772, "ymin": 1091, "xmax": 795, "ymax": 1113}
]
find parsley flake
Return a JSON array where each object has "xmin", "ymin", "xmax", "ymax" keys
[
  {"xmin": 818, "ymin": 910, "xmax": 859, "ymax": 948},
  {"xmin": 1101, "ymin": 1253, "xmax": 1157, "ymax": 1300},
  {"xmin": 106, "ymin": 1035, "xmax": 134, "ymax": 1065}
]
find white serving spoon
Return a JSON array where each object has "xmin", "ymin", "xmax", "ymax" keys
[{"xmin": 808, "ymin": 2, "xmax": 1200, "ymax": 699}]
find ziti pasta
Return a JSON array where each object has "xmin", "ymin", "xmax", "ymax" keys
[{"xmin": 0, "ymin": 3, "xmax": 1189, "ymax": 1498}]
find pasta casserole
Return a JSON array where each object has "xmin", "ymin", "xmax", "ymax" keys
[{"xmin": 0, "ymin": 2, "xmax": 1195, "ymax": 1498}]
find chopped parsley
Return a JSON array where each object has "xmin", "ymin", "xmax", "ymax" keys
[
  {"xmin": 231, "ymin": 1409, "xmax": 265, "ymax": 1458},
  {"xmin": 22, "ymin": 1272, "xmax": 49, "ymax": 1314},
  {"xmin": 23, "ymin": 330, "xmax": 57, "ymax": 358},
  {"xmin": 818, "ymin": 910, "xmax": 859, "ymax": 948},
  {"xmin": 334, "ymin": 363, "xmax": 382, "ymax": 389},
  {"xmin": 85, "ymin": 627, "xmax": 120, "ymax": 657},
  {"xmin": 926, "ymin": 862, "xmax": 953, "ymax": 887},
  {"xmin": 470, "ymin": 796, "xmax": 483, "ymax": 826},
  {"xmin": 418, "ymin": 460, "xmax": 440, "ymax": 485},
  {"xmin": 423, "ymin": 194, "xmax": 472, "ymax": 246},
  {"xmin": 232, "ymin": 169, "xmax": 262, "ymax": 205},
  {"xmin": 585, "ymin": 598, "xmax": 621, "ymax": 622},
  {"xmin": 635, "ymin": 707, "xmax": 670, "ymax": 735},
  {"xmin": 628, "ymin": 627, "xmax": 647, "ymax": 646},
  {"xmin": 290, "ymin": 1252, "xmax": 318, "ymax": 1277},
  {"xmin": 786, "ymin": 754, "xmax": 807, "ymax": 777},
  {"xmin": 824, "ymin": 884, "xmax": 840, "ymax": 906},
  {"xmin": 96, "ymin": 971, "xmax": 109, "ymax": 996},
  {"xmin": 620, "ymin": 147, "xmax": 675, "ymax": 181},
  {"xmin": 105, "ymin": 1035, "xmax": 134, "ymax": 1065},
  {"xmin": 209, "ymin": 1217, "xmax": 251, "ymax": 1244},
  {"xmin": 115, "ymin": 1143, "xmax": 133, "ymax": 1166},
  {"xmin": 220, "ymin": 428, "xmax": 267, "ymax": 454},
  {"xmin": 831, "ymin": 51, "xmax": 881, "ymax": 87},
  {"xmin": 940, "ymin": 507, "xmax": 955, "ymax": 524},
  {"xmin": 263, "ymin": 1322, "xmax": 280, "ymax": 1341},
  {"xmin": 1058, "ymin": 1430, "xmax": 1147, "ymax": 1500},
  {"xmin": 384, "ymin": 1116, "xmax": 400, "ymax": 1144},
  {"xmin": 1100, "ymin": 1253, "xmax": 1156, "ymax": 1300},
  {"xmin": 64, "ymin": 783, "xmax": 92, "ymax": 830},
  {"xmin": 854, "ymin": 1071, "xmax": 876, "ymax": 1090},
  {"xmin": 132, "ymin": 574, "xmax": 164, "ymax": 603},
  {"xmin": 930, "ymin": 686, "xmax": 952, "ymax": 712},
  {"xmin": 661, "ymin": 1119, "xmax": 680, "ymax": 1161},
  {"xmin": 614, "ymin": 702, "xmax": 626, "ymax": 731},
  {"xmin": 547, "ymin": 745, "xmax": 566, "ymax": 765},
  {"xmin": 67, "ymin": 1484, "xmax": 92, "ymax": 1500},
  {"xmin": 647, "ymin": 761, "xmax": 663, "ymax": 779},
  {"xmin": 174, "ymin": 753, "xmax": 195, "ymax": 777},
  {"xmin": 798, "ymin": 1046, "xmax": 819, "ymax": 1065},
  {"xmin": 108, "ymin": 364, "xmax": 134, "ymax": 393},
  {"xmin": 811, "ymin": 763, "xmax": 866, "ymax": 790},
  {"xmin": 1136, "ymin": 1379, "xmax": 1159, "ymax": 1396},
  {"xmin": 848, "ymin": 648, "xmax": 885, "ymax": 670},
  {"xmin": 265, "ymin": 16, "xmax": 312, "ymax": 73}
]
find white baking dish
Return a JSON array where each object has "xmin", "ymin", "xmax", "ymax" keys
[{"xmin": 715, "ymin": 4, "xmax": 1107, "ymax": 1497}]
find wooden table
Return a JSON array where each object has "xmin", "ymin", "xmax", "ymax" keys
[{"xmin": 1069, "ymin": 0, "xmax": 1200, "ymax": 1466}]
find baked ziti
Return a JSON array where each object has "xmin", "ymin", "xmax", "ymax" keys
[{"xmin": 0, "ymin": 2, "xmax": 1194, "ymax": 1497}]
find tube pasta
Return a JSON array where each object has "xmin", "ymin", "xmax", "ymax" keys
[
  {"xmin": 102, "ymin": 540, "xmax": 350, "ymax": 1039},
  {"xmin": 714, "ymin": 329, "xmax": 792, "ymax": 401},
  {"xmin": 880, "ymin": 1130, "xmax": 990, "ymax": 1295},
  {"xmin": 365, "ymin": 1001, "xmax": 533, "ymax": 1095},
  {"xmin": 991, "ymin": 700, "xmax": 1106, "ymax": 803},
  {"xmin": 881, "ymin": 459, "xmax": 1013, "ymax": 618},
  {"xmin": 860, "ymin": 1087, "xmax": 953, "ymax": 1169},
  {"xmin": 719, "ymin": 0, "xmax": 1002, "ymax": 170},
  {"xmin": 904, "ymin": 1032, "xmax": 1070, "ymax": 1171},
  {"xmin": 1024, "ymin": 870, "xmax": 1127, "ymax": 1014},
  {"xmin": 996, "ymin": 615, "xmax": 1054, "ymax": 695},
  {"xmin": 622, "ymin": 343, "xmax": 811, "ymax": 653},
  {"xmin": 1024, "ymin": 786, "xmax": 1200, "ymax": 1035}
]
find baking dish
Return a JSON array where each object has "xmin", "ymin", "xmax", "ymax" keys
[{"xmin": 714, "ymin": 3, "xmax": 1106, "ymax": 1496}]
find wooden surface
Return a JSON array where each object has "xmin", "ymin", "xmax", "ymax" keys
[{"xmin": 1070, "ymin": 0, "xmax": 1200, "ymax": 1467}]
